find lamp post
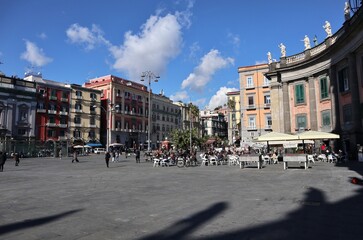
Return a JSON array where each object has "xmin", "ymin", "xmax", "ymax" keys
[
  {"xmin": 189, "ymin": 102, "xmax": 192, "ymax": 152},
  {"xmin": 141, "ymin": 71, "xmax": 159, "ymax": 152}
]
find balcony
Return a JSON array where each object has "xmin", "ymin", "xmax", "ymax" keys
[
  {"xmin": 76, "ymin": 95, "xmax": 82, "ymax": 100},
  {"xmin": 58, "ymin": 124, "xmax": 67, "ymax": 128},
  {"xmin": 59, "ymin": 111, "xmax": 68, "ymax": 116},
  {"xmin": 245, "ymin": 85, "xmax": 255, "ymax": 90},
  {"xmin": 48, "ymin": 110, "xmax": 57, "ymax": 114},
  {"xmin": 46, "ymin": 122, "xmax": 57, "ymax": 127},
  {"xmin": 89, "ymin": 124, "xmax": 97, "ymax": 128},
  {"xmin": 61, "ymin": 97, "xmax": 68, "ymax": 102},
  {"xmin": 264, "ymin": 103, "xmax": 271, "ymax": 108},
  {"xmin": 49, "ymin": 96, "xmax": 58, "ymax": 100},
  {"xmin": 265, "ymin": 125, "xmax": 272, "ymax": 130},
  {"xmin": 74, "ymin": 123, "xmax": 82, "ymax": 127},
  {"xmin": 247, "ymin": 126, "xmax": 257, "ymax": 131},
  {"xmin": 58, "ymin": 136, "xmax": 68, "ymax": 141},
  {"xmin": 75, "ymin": 109, "xmax": 82, "ymax": 113},
  {"xmin": 247, "ymin": 105, "xmax": 256, "ymax": 110},
  {"xmin": 37, "ymin": 109, "xmax": 46, "ymax": 113}
]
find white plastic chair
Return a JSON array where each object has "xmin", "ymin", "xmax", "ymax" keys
[{"xmin": 153, "ymin": 158, "xmax": 160, "ymax": 167}]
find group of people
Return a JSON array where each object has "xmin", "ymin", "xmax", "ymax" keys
[{"xmin": 0, "ymin": 152, "xmax": 20, "ymax": 172}]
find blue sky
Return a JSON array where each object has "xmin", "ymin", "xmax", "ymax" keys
[{"xmin": 0, "ymin": 0, "xmax": 348, "ymax": 109}]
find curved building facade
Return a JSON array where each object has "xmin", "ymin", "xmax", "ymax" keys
[{"xmin": 266, "ymin": 6, "xmax": 363, "ymax": 160}]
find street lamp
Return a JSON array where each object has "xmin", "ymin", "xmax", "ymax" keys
[{"xmin": 141, "ymin": 71, "xmax": 160, "ymax": 152}]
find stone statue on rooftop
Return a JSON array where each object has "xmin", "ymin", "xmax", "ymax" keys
[
  {"xmin": 344, "ymin": 2, "xmax": 351, "ymax": 20},
  {"xmin": 267, "ymin": 52, "xmax": 272, "ymax": 64},
  {"xmin": 303, "ymin": 35, "xmax": 311, "ymax": 50},
  {"xmin": 323, "ymin": 21, "xmax": 332, "ymax": 38},
  {"xmin": 278, "ymin": 43, "xmax": 286, "ymax": 58}
]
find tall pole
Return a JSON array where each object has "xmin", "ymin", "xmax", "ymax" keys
[
  {"xmin": 147, "ymin": 81, "xmax": 151, "ymax": 152},
  {"xmin": 141, "ymin": 71, "xmax": 159, "ymax": 152},
  {"xmin": 189, "ymin": 102, "xmax": 192, "ymax": 152}
]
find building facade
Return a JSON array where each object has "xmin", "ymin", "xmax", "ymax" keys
[
  {"xmin": 84, "ymin": 75, "xmax": 149, "ymax": 149},
  {"xmin": 226, "ymin": 91, "xmax": 241, "ymax": 145},
  {"xmin": 200, "ymin": 109, "xmax": 227, "ymax": 139},
  {"xmin": 151, "ymin": 92, "xmax": 180, "ymax": 148},
  {"xmin": 0, "ymin": 74, "xmax": 37, "ymax": 154},
  {"xmin": 69, "ymin": 84, "xmax": 102, "ymax": 147},
  {"xmin": 266, "ymin": 5, "xmax": 363, "ymax": 160},
  {"xmin": 238, "ymin": 64, "xmax": 272, "ymax": 143}
]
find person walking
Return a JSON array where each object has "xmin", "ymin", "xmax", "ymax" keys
[
  {"xmin": 0, "ymin": 151, "xmax": 7, "ymax": 172},
  {"xmin": 105, "ymin": 151, "xmax": 111, "ymax": 168},
  {"xmin": 14, "ymin": 152, "xmax": 20, "ymax": 166},
  {"xmin": 72, "ymin": 151, "xmax": 79, "ymax": 163},
  {"xmin": 135, "ymin": 148, "xmax": 140, "ymax": 163}
]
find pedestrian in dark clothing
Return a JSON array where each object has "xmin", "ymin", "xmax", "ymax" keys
[
  {"xmin": 14, "ymin": 152, "xmax": 20, "ymax": 166},
  {"xmin": 105, "ymin": 151, "xmax": 111, "ymax": 168},
  {"xmin": 135, "ymin": 149, "xmax": 140, "ymax": 163},
  {"xmin": 72, "ymin": 151, "xmax": 79, "ymax": 163},
  {"xmin": 0, "ymin": 152, "xmax": 6, "ymax": 172}
]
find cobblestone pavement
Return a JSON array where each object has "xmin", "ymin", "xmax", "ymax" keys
[{"xmin": 1, "ymin": 154, "xmax": 363, "ymax": 240}]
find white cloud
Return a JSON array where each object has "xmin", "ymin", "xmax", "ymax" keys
[
  {"xmin": 109, "ymin": 13, "xmax": 184, "ymax": 80},
  {"xmin": 207, "ymin": 86, "xmax": 238, "ymax": 110},
  {"xmin": 38, "ymin": 33, "xmax": 47, "ymax": 39},
  {"xmin": 20, "ymin": 40, "xmax": 53, "ymax": 67},
  {"xmin": 181, "ymin": 49, "xmax": 234, "ymax": 92},
  {"xmin": 228, "ymin": 32, "xmax": 240, "ymax": 48},
  {"xmin": 170, "ymin": 90, "xmax": 189, "ymax": 102},
  {"xmin": 66, "ymin": 23, "xmax": 109, "ymax": 50}
]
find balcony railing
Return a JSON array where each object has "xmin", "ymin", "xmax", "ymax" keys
[
  {"xmin": 46, "ymin": 122, "xmax": 57, "ymax": 127},
  {"xmin": 49, "ymin": 96, "xmax": 57, "ymax": 100},
  {"xmin": 58, "ymin": 124, "xmax": 67, "ymax": 128},
  {"xmin": 89, "ymin": 124, "xmax": 97, "ymax": 128},
  {"xmin": 59, "ymin": 111, "xmax": 68, "ymax": 116},
  {"xmin": 48, "ymin": 110, "xmax": 57, "ymax": 114},
  {"xmin": 247, "ymin": 126, "xmax": 257, "ymax": 130},
  {"xmin": 75, "ymin": 95, "xmax": 82, "ymax": 99},
  {"xmin": 61, "ymin": 97, "xmax": 68, "ymax": 102},
  {"xmin": 37, "ymin": 109, "xmax": 46, "ymax": 113},
  {"xmin": 75, "ymin": 109, "xmax": 82, "ymax": 113}
]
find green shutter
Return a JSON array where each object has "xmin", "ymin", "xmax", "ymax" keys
[{"xmin": 295, "ymin": 84, "xmax": 305, "ymax": 104}]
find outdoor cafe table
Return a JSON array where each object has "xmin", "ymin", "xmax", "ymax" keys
[{"xmin": 283, "ymin": 154, "xmax": 309, "ymax": 170}]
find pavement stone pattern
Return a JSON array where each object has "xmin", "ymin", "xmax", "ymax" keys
[{"xmin": 1, "ymin": 153, "xmax": 363, "ymax": 240}]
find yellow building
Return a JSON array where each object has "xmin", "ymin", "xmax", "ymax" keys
[
  {"xmin": 226, "ymin": 91, "xmax": 241, "ymax": 145},
  {"xmin": 238, "ymin": 63, "xmax": 271, "ymax": 143},
  {"xmin": 69, "ymin": 84, "xmax": 102, "ymax": 146}
]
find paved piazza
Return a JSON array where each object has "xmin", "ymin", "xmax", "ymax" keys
[{"xmin": 1, "ymin": 153, "xmax": 363, "ymax": 240}]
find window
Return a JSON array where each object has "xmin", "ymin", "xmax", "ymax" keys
[
  {"xmin": 37, "ymin": 102, "xmax": 45, "ymax": 110},
  {"xmin": 265, "ymin": 114, "xmax": 272, "ymax": 128},
  {"xmin": 60, "ymin": 117, "xmax": 67, "ymax": 124},
  {"xmin": 48, "ymin": 130, "xmax": 56, "ymax": 137},
  {"xmin": 296, "ymin": 114, "xmax": 307, "ymax": 129},
  {"xmin": 73, "ymin": 130, "xmax": 81, "ymax": 138},
  {"xmin": 89, "ymin": 130, "xmax": 95, "ymax": 138},
  {"xmin": 343, "ymin": 104, "xmax": 353, "ymax": 124},
  {"xmin": 295, "ymin": 84, "xmax": 305, "ymax": 104},
  {"xmin": 125, "ymin": 122, "xmax": 129, "ymax": 129},
  {"xmin": 90, "ymin": 117, "xmax": 96, "ymax": 125},
  {"xmin": 90, "ymin": 92, "xmax": 97, "ymax": 100},
  {"xmin": 75, "ymin": 103, "xmax": 82, "ymax": 111},
  {"xmin": 320, "ymin": 77, "xmax": 329, "ymax": 99},
  {"xmin": 248, "ymin": 115, "xmax": 256, "ymax": 129},
  {"xmin": 338, "ymin": 67, "xmax": 349, "ymax": 92},
  {"xmin": 74, "ymin": 116, "xmax": 81, "ymax": 124},
  {"xmin": 19, "ymin": 107, "xmax": 28, "ymax": 122},
  {"xmin": 76, "ymin": 91, "xmax": 82, "ymax": 97},
  {"xmin": 246, "ymin": 76, "xmax": 254, "ymax": 88},
  {"xmin": 247, "ymin": 95, "xmax": 255, "ymax": 108},
  {"xmin": 18, "ymin": 129, "xmax": 26, "ymax": 135},
  {"xmin": 116, "ymin": 121, "xmax": 121, "ymax": 129},
  {"xmin": 263, "ymin": 77, "xmax": 270, "ymax": 86},
  {"xmin": 321, "ymin": 110, "xmax": 331, "ymax": 127},
  {"xmin": 49, "ymin": 116, "xmax": 56, "ymax": 123},
  {"xmin": 51, "ymin": 89, "xmax": 57, "ymax": 97},
  {"xmin": 264, "ymin": 94, "xmax": 271, "ymax": 105},
  {"xmin": 116, "ymin": 89, "xmax": 121, "ymax": 97},
  {"xmin": 62, "ymin": 92, "xmax": 68, "ymax": 99}
]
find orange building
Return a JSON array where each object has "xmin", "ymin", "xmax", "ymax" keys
[{"xmin": 238, "ymin": 64, "xmax": 271, "ymax": 143}]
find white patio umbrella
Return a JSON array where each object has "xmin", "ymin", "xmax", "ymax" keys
[
  {"xmin": 297, "ymin": 130, "xmax": 340, "ymax": 140},
  {"xmin": 254, "ymin": 132, "xmax": 298, "ymax": 142}
]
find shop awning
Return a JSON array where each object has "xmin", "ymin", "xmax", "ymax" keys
[{"xmin": 86, "ymin": 143, "xmax": 103, "ymax": 147}]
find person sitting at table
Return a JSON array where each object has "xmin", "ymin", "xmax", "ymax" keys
[{"xmin": 272, "ymin": 152, "xmax": 278, "ymax": 164}]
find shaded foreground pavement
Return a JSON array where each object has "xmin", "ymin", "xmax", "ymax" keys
[{"xmin": 1, "ymin": 154, "xmax": 363, "ymax": 240}]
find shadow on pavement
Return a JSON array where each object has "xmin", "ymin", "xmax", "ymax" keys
[
  {"xmin": 139, "ymin": 162, "xmax": 363, "ymax": 240},
  {"xmin": 0, "ymin": 209, "xmax": 83, "ymax": 236},
  {"xmin": 138, "ymin": 202, "xmax": 228, "ymax": 240}
]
